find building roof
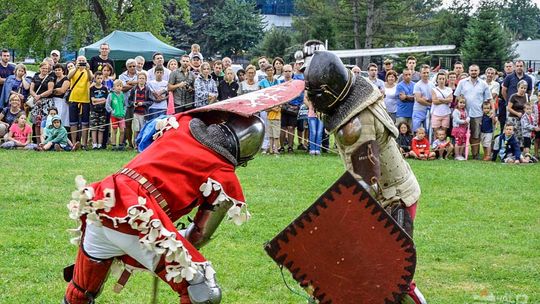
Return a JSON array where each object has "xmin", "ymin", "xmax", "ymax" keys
[{"xmin": 513, "ymin": 40, "xmax": 540, "ymax": 61}]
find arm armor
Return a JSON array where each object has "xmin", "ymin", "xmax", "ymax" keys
[{"xmin": 185, "ymin": 199, "xmax": 234, "ymax": 249}]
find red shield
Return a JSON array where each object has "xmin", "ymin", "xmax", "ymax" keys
[
  {"xmin": 187, "ymin": 80, "xmax": 304, "ymax": 117},
  {"xmin": 265, "ymin": 172, "xmax": 416, "ymax": 304}
]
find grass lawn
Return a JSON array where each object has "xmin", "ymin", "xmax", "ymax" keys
[{"xmin": 0, "ymin": 149, "xmax": 538, "ymax": 304}]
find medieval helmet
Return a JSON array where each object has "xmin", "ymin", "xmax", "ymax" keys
[
  {"xmin": 218, "ymin": 115, "xmax": 265, "ymax": 166},
  {"xmin": 304, "ymin": 50, "xmax": 353, "ymax": 114}
]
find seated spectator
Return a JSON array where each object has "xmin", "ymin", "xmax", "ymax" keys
[
  {"xmin": 39, "ymin": 115, "xmax": 79, "ymax": 151},
  {"xmin": 1, "ymin": 112, "xmax": 37, "ymax": 150},
  {"xmin": 452, "ymin": 99, "xmax": 470, "ymax": 161},
  {"xmin": 0, "ymin": 94, "xmax": 24, "ymax": 139},
  {"xmin": 521, "ymin": 102, "xmax": 539, "ymax": 159},
  {"xmin": 396, "ymin": 122, "xmax": 413, "ymax": 158},
  {"xmin": 492, "ymin": 123, "xmax": 530, "ymax": 163},
  {"xmin": 40, "ymin": 107, "xmax": 58, "ymax": 143},
  {"xmin": 431, "ymin": 128, "xmax": 453, "ymax": 159},
  {"xmin": 194, "ymin": 62, "xmax": 218, "ymax": 108},
  {"xmin": 217, "ymin": 68, "xmax": 238, "ymax": 101},
  {"xmin": 410, "ymin": 127, "xmax": 435, "ymax": 160},
  {"xmin": 0, "ymin": 63, "xmax": 30, "ymax": 108}
]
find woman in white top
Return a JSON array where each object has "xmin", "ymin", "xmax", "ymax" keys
[
  {"xmin": 430, "ymin": 72, "xmax": 453, "ymax": 133},
  {"xmin": 383, "ymin": 70, "xmax": 399, "ymax": 123},
  {"xmin": 238, "ymin": 65, "xmax": 259, "ymax": 95}
]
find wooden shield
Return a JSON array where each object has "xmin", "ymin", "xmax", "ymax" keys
[
  {"xmin": 264, "ymin": 171, "xmax": 416, "ymax": 304},
  {"xmin": 187, "ymin": 80, "xmax": 304, "ymax": 117}
]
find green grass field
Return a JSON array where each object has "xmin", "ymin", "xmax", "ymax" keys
[{"xmin": 0, "ymin": 150, "xmax": 539, "ymax": 304}]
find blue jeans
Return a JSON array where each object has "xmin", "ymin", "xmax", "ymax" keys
[
  {"xmin": 412, "ymin": 109, "xmax": 428, "ymax": 132},
  {"xmin": 308, "ymin": 117, "xmax": 324, "ymax": 152}
]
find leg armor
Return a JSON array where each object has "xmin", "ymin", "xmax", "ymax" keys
[{"xmin": 63, "ymin": 247, "xmax": 113, "ymax": 304}]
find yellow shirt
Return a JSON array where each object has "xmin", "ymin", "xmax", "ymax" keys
[
  {"xmin": 69, "ymin": 69, "xmax": 90, "ymax": 103},
  {"xmin": 267, "ymin": 107, "xmax": 281, "ymax": 120}
]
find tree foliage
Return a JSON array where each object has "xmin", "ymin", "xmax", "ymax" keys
[
  {"xmin": 461, "ymin": 0, "xmax": 515, "ymax": 71},
  {"xmin": 0, "ymin": 0, "xmax": 190, "ymax": 56},
  {"xmin": 258, "ymin": 27, "xmax": 294, "ymax": 60},
  {"xmin": 500, "ymin": 0, "xmax": 540, "ymax": 40}
]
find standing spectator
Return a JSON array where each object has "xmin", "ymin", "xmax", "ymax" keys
[
  {"xmin": 129, "ymin": 72, "xmax": 151, "ymax": 148},
  {"xmin": 89, "ymin": 43, "xmax": 115, "ymax": 75},
  {"xmin": 89, "ymin": 72, "xmax": 109, "ymax": 149},
  {"xmin": 497, "ymin": 61, "xmax": 514, "ymax": 128},
  {"xmin": 256, "ymin": 56, "xmax": 269, "ymax": 82},
  {"xmin": 485, "ymin": 67, "xmax": 500, "ymax": 110},
  {"xmin": 305, "ymin": 96, "xmax": 323, "ymax": 156},
  {"xmin": 168, "ymin": 55, "xmax": 195, "ymax": 113},
  {"xmin": 135, "ymin": 56, "xmax": 146, "ymax": 74},
  {"xmin": 412, "ymin": 64, "xmax": 434, "ymax": 132},
  {"xmin": 259, "ymin": 64, "xmax": 279, "ymax": 153},
  {"xmin": 502, "ymin": 60, "xmax": 532, "ymax": 119},
  {"xmin": 30, "ymin": 62, "xmax": 55, "ymax": 143},
  {"xmin": 119, "ymin": 59, "xmax": 138, "ymax": 147},
  {"xmin": 194, "ymin": 62, "xmax": 217, "ymax": 108},
  {"xmin": 101, "ymin": 63, "xmax": 115, "ymax": 90},
  {"xmin": 292, "ymin": 60, "xmax": 307, "ymax": 151},
  {"xmin": 210, "ymin": 60, "xmax": 224, "ymax": 83},
  {"xmin": 480, "ymin": 102, "xmax": 496, "ymax": 161},
  {"xmin": 217, "ymin": 68, "xmax": 238, "ymax": 101},
  {"xmin": 236, "ymin": 69, "xmax": 246, "ymax": 82},
  {"xmin": 147, "ymin": 66, "xmax": 169, "ymax": 120},
  {"xmin": 521, "ymin": 102, "xmax": 539, "ymax": 159},
  {"xmin": 190, "ymin": 54, "xmax": 202, "ymax": 76},
  {"xmin": 222, "ymin": 57, "xmax": 233, "ymax": 70},
  {"xmin": 50, "ymin": 50, "xmax": 61, "ymax": 65},
  {"xmin": 51, "ymin": 63, "xmax": 71, "ymax": 127},
  {"xmin": 430, "ymin": 72, "xmax": 452, "ymax": 134},
  {"xmin": 278, "ymin": 64, "xmax": 298, "ymax": 153},
  {"xmin": 410, "ymin": 127, "xmax": 436, "ymax": 160},
  {"xmin": 1, "ymin": 112, "xmax": 36, "ymax": 150},
  {"xmin": 0, "ymin": 94, "xmax": 24, "ymax": 138},
  {"xmin": 0, "ymin": 49, "xmax": 15, "ymax": 95},
  {"xmin": 67, "ymin": 56, "xmax": 93, "ymax": 148},
  {"xmin": 367, "ymin": 63, "xmax": 385, "ymax": 94},
  {"xmin": 378, "ymin": 58, "xmax": 393, "ymax": 81},
  {"xmin": 0, "ymin": 63, "xmax": 30, "ymax": 108},
  {"xmin": 396, "ymin": 69, "xmax": 415, "ymax": 128},
  {"xmin": 451, "ymin": 99, "xmax": 469, "ymax": 160},
  {"xmin": 238, "ymin": 65, "xmax": 259, "ymax": 95},
  {"xmin": 454, "ymin": 64, "xmax": 492, "ymax": 159},
  {"xmin": 167, "ymin": 58, "xmax": 178, "ymax": 72},
  {"xmin": 106, "ymin": 79, "xmax": 128, "ymax": 150},
  {"xmin": 273, "ymin": 57, "xmax": 285, "ymax": 81},
  {"xmin": 147, "ymin": 52, "xmax": 171, "ymax": 82},
  {"xmin": 453, "ymin": 61, "xmax": 465, "ymax": 81},
  {"xmin": 399, "ymin": 56, "xmax": 420, "ymax": 82},
  {"xmin": 506, "ymin": 80, "xmax": 529, "ymax": 147},
  {"xmin": 351, "ymin": 65, "xmax": 361, "ymax": 76},
  {"xmin": 384, "ymin": 70, "xmax": 399, "ymax": 122}
]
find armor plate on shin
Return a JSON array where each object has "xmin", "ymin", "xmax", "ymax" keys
[{"xmin": 187, "ymin": 264, "xmax": 222, "ymax": 304}]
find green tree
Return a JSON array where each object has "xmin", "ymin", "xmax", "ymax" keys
[
  {"xmin": 0, "ymin": 0, "xmax": 190, "ymax": 56},
  {"xmin": 432, "ymin": 0, "xmax": 473, "ymax": 53},
  {"xmin": 203, "ymin": 0, "xmax": 265, "ymax": 57},
  {"xmin": 500, "ymin": 0, "xmax": 540, "ymax": 40},
  {"xmin": 461, "ymin": 0, "xmax": 515, "ymax": 71},
  {"xmin": 257, "ymin": 27, "xmax": 294, "ymax": 60}
]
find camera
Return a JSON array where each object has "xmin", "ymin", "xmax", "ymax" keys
[{"xmin": 78, "ymin": 62, "xmax": 86, "ymax": 67}]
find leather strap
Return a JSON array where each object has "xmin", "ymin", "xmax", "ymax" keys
[{"xmin": 118, "ymin": 167, "xmax": 170, "ymax": 215}]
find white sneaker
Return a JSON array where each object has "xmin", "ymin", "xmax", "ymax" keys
[{"xmin": 455, "ymin": 156, "xmax": 465, "ymax": 161}]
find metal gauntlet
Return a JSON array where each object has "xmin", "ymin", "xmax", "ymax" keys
[{"xmin": 185, "ymin": 199, "xmax": 234, "ymax": 249}]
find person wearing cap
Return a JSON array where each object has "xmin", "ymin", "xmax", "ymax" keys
[
  {"xmin": 50, "ymin": 50, "xmax": 61, "ymax": 65},
  {"xmin": 378, "ymin": 58, "xmax": 393, "ymax": 81},
  {"xmin": 190, "ymin": 53, "xmax": 202, "ymax": 76}
]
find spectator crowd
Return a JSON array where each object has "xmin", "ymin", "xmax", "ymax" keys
[{"xmin": 0, "ymin": 44, "xmax": 539, "ymax": 163}]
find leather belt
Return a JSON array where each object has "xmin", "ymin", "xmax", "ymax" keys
[{"xmin": 118, "ymin": 168, "xmax": 170, "ymax": 215}]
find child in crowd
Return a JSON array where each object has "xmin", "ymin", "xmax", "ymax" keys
[
  {"xmin": 90, "ymin": 72, "xmax": 109, "ymax": 150},
  {"xmin": 396, "ymin": 122, "xmax": 413, "ymax": 158},
  {"xmin": 40, "ymin": 107, "xmax": 58, "ymax": 143},
  {"xmin": 410, "ymin": 127, "xmax": 436, "ymax": 160},
  {"xmin": 1, "ymin": 113, "xmax": 37, "ymax": 149},
  {"xmin": 106, "ymin": 79, "xmax": 128, "ymax": 150},
  {"xmin": 189, "ymin": 43, "xmax": 203, "ymax": 61},
  {"xmin": 451, "ymin": 98, "xmax": 469, "ymax": 160},
  {"xmin": 480, "ymin": 101, "xmax": 496, "ymax": 161},
  {"xmin": 39, "ymin": 115, "xmax": 79, "ymax": 151},
  {"xmin": 492, "ymin": 123, "xmax": 530, "ymax": 163},
  {"xmin": 266, "ymin": 105, "xmax": 281, "ymax": 154},
  {"xmin": 147, "ymin": 66, "xmax": 169, "ymax": 121},
  {"xmin": 129, "ymin": 72, "xmax": 151, "ymax": 149},
  {"xmin": 217, "ymin": 68, "xmax": 239, "ymax": 101},
  {"xmin": 101, "ymin": 63, "xmax": 115, "ymax": 90},
  {"xmin": 431, "ymin": 128, "xmax": 453, "ymax": 159},
  {"xmin": 520, "ymin": 102, "xmax": 540, "ymax": 160},
  {"xmin": 535, "ymin": 100, "xmax": 540, "ymax": 158}
]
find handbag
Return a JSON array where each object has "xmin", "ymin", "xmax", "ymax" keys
[{"xmin": 64, "ymin": 71, "xmax": 85, "ymax": 102}]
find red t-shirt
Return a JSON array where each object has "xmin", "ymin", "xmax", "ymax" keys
[
  {"xmin": 9, "ymin": 123, "xmax": 31, "ymax": 144},
  {"xmin": 411, "ymin": 137, "xmax": 430, "ymax": 155}
]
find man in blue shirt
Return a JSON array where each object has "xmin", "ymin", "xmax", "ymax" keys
[
  {"xmin": 0, "ymin": 49, "xmax": 15, "ymax": 99},
  {"xmin": 502, "ymin": 60, "xmax": 532, "ymax": 104},
  {"xmin": 412, "ymin": 65, "xmax": 434, "ymax": 132},
  {"xmin": 395, "ymin": 69, "xmax": 415, "ymax": 128}
]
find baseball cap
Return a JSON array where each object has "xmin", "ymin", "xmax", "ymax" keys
[{"xmin": 51, "ymin": 50, "xmax": 60, "ymax": 57}]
